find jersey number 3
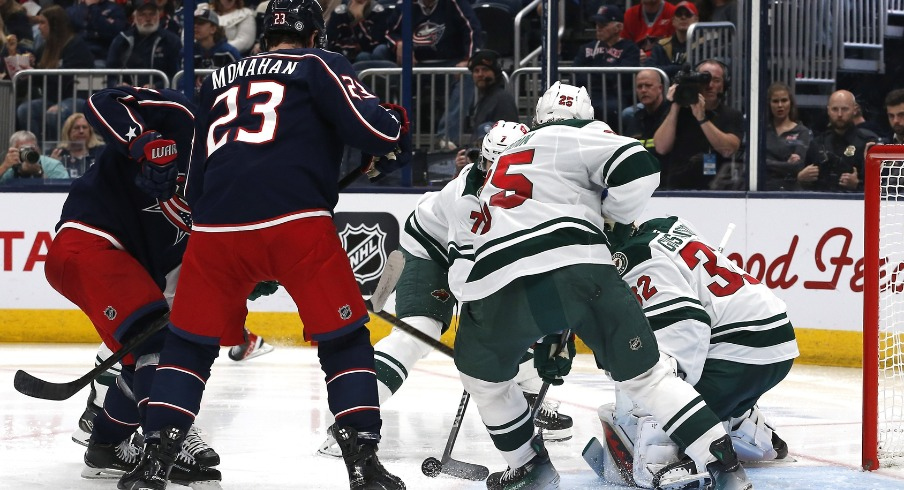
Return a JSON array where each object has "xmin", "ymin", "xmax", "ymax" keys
[{"xmin": 206, "ymin": 81, "xmax": 286, "ymax": 157}]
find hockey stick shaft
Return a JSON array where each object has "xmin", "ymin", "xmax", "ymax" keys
[
  {"xmin": 441, "ymin": 390, "xmax": 470, "ymax": 461},
  {"xmin": 717, "ymin": 222, "xmax": 736, "ymax": 253},
  {"xmin": 369, "ymin": 250, "xmax": 405, "ymax": 312},
  {"xmin": 367, "ymin": 308, "xmax": 454, "ymax": 358},
  {"xmin": 436, "ymin": 390, "xmax": 490, "ymax": 480},
  {"xmin": 13, "ymin": 313, "xmax": 170, "ymax": 401}
]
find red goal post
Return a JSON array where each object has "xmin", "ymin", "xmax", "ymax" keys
[{"xmin": 864, "ymin": 144, "xmax": 904, "ymax": 471}]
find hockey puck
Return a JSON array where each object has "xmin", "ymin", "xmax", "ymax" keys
[{"xmin": 421, "ymin": 457, "xmax": 442, "ymax": 477}]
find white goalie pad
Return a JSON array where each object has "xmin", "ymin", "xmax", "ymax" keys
[
  {"xmin": 597, "ymin": 403, "xmax": 683, "ymax": 489},
  {"xmin": 727, "ymin": 405, "xmax": 779, "ymax": 462}
]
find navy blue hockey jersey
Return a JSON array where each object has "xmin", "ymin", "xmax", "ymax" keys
[
  {"xmin": 59, "ymin": 87, "xmax": 197, "ymax": 289},
  {"xmin": 188, "ymin": 48, "xmax": 403, "ymax": 226}
]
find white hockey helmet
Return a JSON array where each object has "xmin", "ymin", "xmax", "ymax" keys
[
  {"xmin": 534, "ymin": 81, "xmax": 594, "ymax": 125},
  {"xmin": 479, "ymin": 120, "xmax": 530, "ymax": 170}
]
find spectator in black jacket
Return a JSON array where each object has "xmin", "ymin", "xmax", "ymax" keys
[
  {"xmin": 0, "ymin": 0, "xmax": 33, "ymax": 45},
  {"xmin": 15, "ymin": 5, "xmax": 94, "ymax": 144},
  {"xmin": 106, "ymin": 0, "xmax": 181, "ymax": 89},
  {"xmin": 326, "ymin": 0, "xmax": 393, "ymax": 64},
  {"xmin": 67, "ymin": 0, "xmax": 127, "ymax": 66},
  {"xmin": 467, "ymin": 50, "xmax": 519, "ymax": 134}
]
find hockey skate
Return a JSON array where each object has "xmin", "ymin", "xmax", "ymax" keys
[
  {"xmin": 82, "ymin": 436, "xmax": 142, "ymax": 479},
  {"xmin": 118, "ymin": 426, "xmax": 222, "ymax": 490},
  {"xmin": 228, "ymin": 330, "xmax": 274, "ymax": 361},
  {"xmin": 72, "ymin": 384, "xmax": 101, "ymax": 447},
  {"xmin": 331, "ymin": 425, "xmax": 406, "ymax": 489},
  {"xmin": 183, "ymin": 425, "xmax": 220, "ymax": 467},
  {"xmin": 316, "ymin": 424, "xmax": 342, "ymax": 458},
  {"xmin": 706, "ymin": 435, "xmax": 753, "ymax": 490},
  {"xmin": 486, "ymin": 434, "xmax": 560, "ymax": 490},
  {"xmin": 525, "ymin": 393, "xmax": 573, "ymax": 442}
]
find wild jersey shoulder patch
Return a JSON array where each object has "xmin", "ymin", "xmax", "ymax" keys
[{"xmin": 612, "ymin": 252, "xmax": 628, "ymax": 275}]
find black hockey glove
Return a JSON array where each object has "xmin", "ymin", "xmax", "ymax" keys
[
  {"xmin": 365, "ymin": 103, "xmax": 413, "ymax": 182},
  {"xmin": 130, "ymin": 131, "xmax": 179, "ymax": 200},
  {"xmin": 533, "ymin": 332, "xmax": 576, "ymax": 386},
  {"xmin": 248, "ymin": 281, "xmax": 280, "ymax": 301}
]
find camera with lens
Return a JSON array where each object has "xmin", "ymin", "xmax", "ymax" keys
[
  {"xmin": 18, "ymin": 146, "xmax": 40, "ymax": 165},
  {"xmin": 673, "ymin": 70, "xmax": 712, "ymax": 107},
  {"xmin": 465, "ymin": 147, "xmax": 481, "ymax": 164}
]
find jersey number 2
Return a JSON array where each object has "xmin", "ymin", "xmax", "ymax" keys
[{"xmin": 206, "ymin": 82, "xmax": 286, "ymax": 157}]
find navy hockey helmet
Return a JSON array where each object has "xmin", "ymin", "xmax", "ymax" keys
[{"xmin": 263, "ymin": 0, "xmax": 326, "ymax": 47}]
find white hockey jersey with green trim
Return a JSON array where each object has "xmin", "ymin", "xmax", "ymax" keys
[
  {"xmin": 398, "ymin": 163, "xmax": 485, "ymax": 299},
  {"xmin": 612, "ymin": 216, "xmax": 800, "ymax": 386},
  {"xmin": 460, "ymin": 119, "xmax": 661, "ymax": 301}
]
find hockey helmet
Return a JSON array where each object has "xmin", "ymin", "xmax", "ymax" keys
[
  {"xmin": 479, "ymin": 120, "xmax": 530, "ymax": 171},
  {"xmin": 534, "ymin": 81, "xmax": 594, "ymax": 125},
  {"xmin": 263, "ymin": 0, "xmax": 326, "ymax": 47}
]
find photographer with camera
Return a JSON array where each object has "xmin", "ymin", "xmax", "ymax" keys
[
  {"xmin": 798, "ymin": 90, "xmax": 878, "ymax": 192},
  {"xmin": 653, "ymin": 59, "xmax": 743, "ymax": 189},
  {"xmin": 0, "ymin": 130, "xmax": 69, "ymax": 182}
]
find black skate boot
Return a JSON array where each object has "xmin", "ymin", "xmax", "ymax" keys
[
  {"xmin": 82, "ymin": 436, "xmax": 141, "ymax": 479},
  {"xmin": 486, "ymin": 434, "xmax": 560, "ymax": 490},
  {"xmin": 117, "ymin": 426, "xmax": 185, "ymax": 490},
  {"xmin": 168, "ymin": 441, "xmax": 222, "ymax": 487},
  {"xmin": 183, "ymin": 424, "xmax": 220, "ymax": 467},
  {"xmin": 706, "ymin": 435, "xmax": 753, "ymax": 490},
  {"xmin": 524, "ymin": 393, "xmax": 573, "ymax": 442},
  {"xmin": 331, "ymin": 425, "xmax": 406, "ymax": 490}
]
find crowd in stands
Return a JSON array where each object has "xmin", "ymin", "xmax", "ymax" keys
[{"xmin": 0, "ymin": 0, "xmax": 899, "ymax": 193}]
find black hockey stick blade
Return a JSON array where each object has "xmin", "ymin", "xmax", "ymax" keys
[
  {"xmin": 440, "ymin": 457, "xmax": 490, "ymax": 481},
  {"xmin": 14, "ymin": 313, "xmax": 170, "ymax": 400},
  {"xmin": 367, "ymin": 308, "xmax": 454, "ymax": 358}
]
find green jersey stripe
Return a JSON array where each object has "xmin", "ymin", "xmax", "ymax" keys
[
  {"xmin": 647, "ymin": 305, "xmax": 713, "ymax": 331},
  {"xmin": 404, "ymin": 213, "xmax": 448, "ymax": 266},
  {"xmin": 712, "ymin": 324, "xmax": 797, "ymax": 348},
  {"xmin": 711, "ymin": 312, "xmax": 789, "ymax": 336}
]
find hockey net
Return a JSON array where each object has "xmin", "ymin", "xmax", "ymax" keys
[{"xmin": 864, "ymin": 145, "xmax": 904, "ymax": 470}]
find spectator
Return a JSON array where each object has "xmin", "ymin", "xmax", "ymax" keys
[
  {"xmin": 573, "ymin": 5, "xmax": 640, "ymax": 123},
  {"xmin": 106, "ymin": 0, "xmax": 181, "ymax": 89},
  {"xmin": 622, "ymin": 0, "xmax": 675, "ymax": 63},
  {"xmin": 192, "ymin": 7, "xmax": 240, "ymax": 70},
  {"xmin": 697, "ymin": 0, "xmax": 738, "ymax": 26},
  {"xmin": 799, "ymin": 90, "xmax": 878, "ymax": 192},
  {"xmin": 466, "ymin": 49, "xmax": 519, "ymax": 133},
  {"xmin": 622, "ymin": 68, "xmax": 670, "ymax": 166},
  {"xmin": 49, "ymin": 112, "xmax": 106, "ymax": 178},
  {"xmin": 886, "ymin": 88, "xmax": 904, "ymax": 144},
  {"xmin": 648, "ymin": 0, "xmax": 697, "ymax": 79},
  {"xmin": 326, "ymin": 0, "xmax": 394, "ymax": 64},
  {"xmin": 1, "ymin": 30, "xmax": 35, "ymax": 82},
  {"xmin": 0, "ymin": 130, "xmax": 70, "ymax": 182},
  {"xmin": 15, "ymin": 5, "xmax": 94, "ymax": 145},
  {"xmin": 764, "ymin": 81, "xmax": 811, "ymax": 191},
  {"xmin": 66, "ymin": 0, "xmax": 127, "ymax": 66},
  {"xmin": 154, "ymin": 0, "xmax": 183, "ymax": 36},
  {"xmin": 653, "ymin": 59, "xmax": 743, "ymax": 190},
  {"xmin": 208, "ymin": 0, "xmax": 257, "ymax": 55},
  {"xmin": 0, "ymin": 0, "xmax": 33, "ymax": 45},
  {"xmin": 385, "ymin": 0, "xmax": 481, "ymax": 149}
]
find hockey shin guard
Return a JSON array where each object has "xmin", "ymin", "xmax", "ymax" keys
[
  {"xmin": 318, "ymin": 326, "xmax": 381, "ymax": 438},
  {"xmin": 373, "ymin": 315, "xmax": 442, "ymax": 404},
  {"xmin": 91, "ymin": 364, "xmax": 140, "ymax": 445}
]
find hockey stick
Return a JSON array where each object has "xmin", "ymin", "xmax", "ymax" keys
[
  {"xmin": 717, "ymin": 223, "xmax": 736, "ymax": 253},
  {"xmin": 369, "ymin": 250, "xmax": 405, "ymax": 312},
  {"xmin": 530, "ymin": 329, "xmax": 572, "ymax": 438},
  {"xmin": 13, "ymin": 313, "xmax": 170, "ymax": 401},
  {"xmin": 421, "ymin": 389, "xmax": 490, "ymax": 480},
  {"xmin": 367, "ymin": 308, "xmax": 454, "ymax": 358}
]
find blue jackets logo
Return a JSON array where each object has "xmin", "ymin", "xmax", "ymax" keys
[{"xmin": 339, "ymin": 223, "xmax": 388, "ymax": 284}]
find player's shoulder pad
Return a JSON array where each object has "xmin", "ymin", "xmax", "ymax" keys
[{"xmin": 334, "ymin": 3, "xmax": 348, "ymax": 14}]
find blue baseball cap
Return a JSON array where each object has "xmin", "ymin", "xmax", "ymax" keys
[{"xmin": 591, "ymin": 5, "xmax": 624, "ymax": 25}]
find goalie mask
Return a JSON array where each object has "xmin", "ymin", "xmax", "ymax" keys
[
  {"xmin": 479, "ymin": 120, "xmax": 530, "ymax": 171},
  {"xmin": 534, "ymin": 81, "xmax": 594, "ymax": 125},
  {"xmin": 263, "ymin": 0, "xmax": 326, "ymax": 48}
]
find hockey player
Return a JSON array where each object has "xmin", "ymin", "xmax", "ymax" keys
[
  {"xmin": 596, "ymin": 216, "xmax": 797, "ymax": 488},
  {"xmin": 121, "ymin": 0, "xmax": 411, "ymax": 488},
  {"xmin": 317, "ymin": 121, "xmax": 574, "ymax": 458},
  {"xmin": 44, "ymin": 86, "xmax": 220, "ymax": 486},
  {"xmin": 453, "ymin": 82, "xmax": 752, "ymax": 490}
]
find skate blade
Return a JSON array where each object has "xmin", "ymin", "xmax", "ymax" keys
[
  {"xmin": 741, "ymin": 455, "xmax": 798, "ymax": 467},
  {"xmin": 541, "ymin": 427, "xmax": 573, "ymax": 442},
  {"xmin": 71, "ymin": 428, "xmax": 90, "ymax": 447},
  {"xmin": 80, "ymin": 466, "xmax": 125, "ymax": 479},
  {"xmin": 185, "ymin": 481, "xmax": 222, "ymax": 489},
  {"xmin": 315, "ymin": 438, "xmax": 342, "ymax": 458},
  {"xmin": 655, "ymin": 472, "xmax": 710, "ymax": 490}
]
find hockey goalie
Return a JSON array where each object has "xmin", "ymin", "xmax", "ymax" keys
[{"xmin": 588, "ymin": 216, "xmax": 799, "ymax": 489}]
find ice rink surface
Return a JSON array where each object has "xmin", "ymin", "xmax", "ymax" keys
[{"xmin": 3, "ymin": 343, "xmax": 904, "ymax": 489}]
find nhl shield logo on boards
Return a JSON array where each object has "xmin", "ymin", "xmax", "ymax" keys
[
  {"xmin": 104, "ymin": 306, "xmax": 117, "ymax": 320},
  {"xmin": 339, "ymin": 223, "xmax": 388, "ymax": 285},
  {"xmin": 338, "ymin": 305, "xmax": 352, "ymax": 320}
]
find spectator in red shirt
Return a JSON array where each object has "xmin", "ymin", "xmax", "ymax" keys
[{"xmin": 622, "ymin": 0, "xmax": 675, "ymax": 64}]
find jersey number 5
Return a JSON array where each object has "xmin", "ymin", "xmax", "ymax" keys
[
  {"xmin": 206, "ymin": 81, "xmax": 286, "ymax": 157},
  {"xmin": 486, "ymin": 149, "xmax": 535, "ymax": 209}
]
